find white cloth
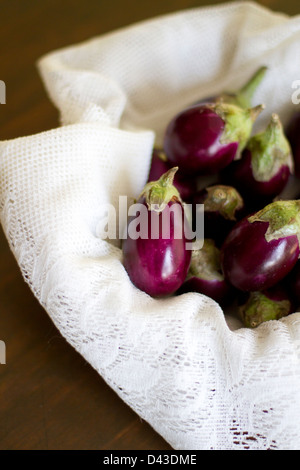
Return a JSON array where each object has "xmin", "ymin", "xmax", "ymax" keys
[{"xmin": 1, "ymin": 1, "xmax": 300, "ymax": 450}]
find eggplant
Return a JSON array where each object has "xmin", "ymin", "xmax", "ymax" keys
[
  {"xmin": 177, "ymin": 239, "xmax": 235, "ymax": 307},
  {"xmin": 220, "ymin": 200, "xmax": 300, "ymax": 292},
  {"xmin": 122, "ymin": 167, "xmax": 192, "ymax": 297},
  {"xmin": 148, "ymin": 148, "xmax": 197, "ymax": 202},
  {"xmin": 223, "ymin": 113, "xmax": 293, "ymax": 204},
  {"xmin": 286, "ymin": 111, "xmax": 300, "ymax": 178},
  {"xmin": 238, "ymin": 284, "xmax": 294, "ymax": 328},
  {"xmin": 163, "ymin": 101, "xmax": 264, "ymax": 176},
  {"xmin": 193, "ymin": 184, "xmax": 244, "ymax": 246}
]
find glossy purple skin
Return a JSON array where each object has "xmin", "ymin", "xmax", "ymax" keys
[
  {"xmin": 148, "ymin": 149, "xmax": 197, "ymax": 202},
  {"xmin": 286, "ymin": 112, "xmax": 300, "ymax": 178},
  {"xmin": 220, "ymin": 217, "xmax": 300, "ymax": 292},
  {"xmin": 163, "ymin": 105, "xmax": 239, "ymax": 176},
  {"xmin": 227, "ymin": 149, "xmax": 291, "ymax": 202},
  {"xmin": 122, "ymin": 199, "xmax": 191, "ymax": 297},
  {"xmin": 177, "ymin": 276, "xmax": 234, "ymax": 308}
]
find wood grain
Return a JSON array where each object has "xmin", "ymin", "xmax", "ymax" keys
[{"xmin": 0, "ymin": 0, "xmax": 299, "ymax": 451}]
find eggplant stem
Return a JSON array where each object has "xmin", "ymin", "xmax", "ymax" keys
[{"xmin": 238, "ymin": 66, "xmax": 268, "ymax": 107}]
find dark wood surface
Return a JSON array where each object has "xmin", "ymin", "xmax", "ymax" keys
[{"xmin": 0, "ymin": 0, "xmax": 299, "ymax": 451}]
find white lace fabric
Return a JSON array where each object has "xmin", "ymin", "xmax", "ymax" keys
[{"xmin": 1, "ymin": 1, "xmax": 300, "ymax": 450}]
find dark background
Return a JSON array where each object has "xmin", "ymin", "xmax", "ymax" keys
[{"xmin": 0, "ymin": 0, "xmax": 299, "ymax": 450}]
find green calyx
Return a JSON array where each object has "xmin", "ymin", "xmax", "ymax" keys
[
  {"xmin": 188, "ymin": 239, "xmax": 224, "ymax": 281},
  {"xmin": 139, "ymin": 167, "xmax": 181, "ymax": 212},
  {"xmin": 239, "ymin": 291, "xmax": 291, "ymax": 328},
  {"xmin": 220, "ymin": 66, "xmax": 268, "ymax": 109},
  {"xmin": 203, "ymin": 185, "xmax": 244, "ymax": 220},
  {"xmin": 248, "ymin": 199, "xmax": 300, "ymax": 246},
  {"xmin": 247, "ymin": 113, "xmax": 294, "ymax": 182},
  {"xmin": 211, "ymin": 101, "xmax": 265, "ymax": 159}
]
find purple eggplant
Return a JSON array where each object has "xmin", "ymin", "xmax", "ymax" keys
[
  {"xmin": 220, "ymin": 200, "xmax": 300, "ymax": 292},
  {"xmin": 193, "ymin": 184, "xmax": 244, "ymax": 246},
  {"xmin": 223, "ymin": 113, "xmax": 293, "ymax": 204},
  {"xmin": 122, "ymin": 167, "xmax": 191, "ymax": 297},
  {"xmin": 163, "ymin": 101, "xmax": 265, "ymax": 176},
  {"xmin": 177, "ymin": 239, "xmax": 235, "ymax": 307},
  {"xmin": 148, "ymin": 148, "xmax": 197, "ymax": 202},
  {"xmin": 286, "ymin": 111, "xmax": 300, "ymax": 178},
  {"xmin": 238, "ymin": 283, "xmax": 294, "ymax": 328}
]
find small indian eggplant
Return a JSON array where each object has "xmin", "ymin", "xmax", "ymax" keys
[
  {"xmin": 220, "ymin": 200, "xmax": 300, "ymax": 292},
  {"xmin": 193, "ymin": 184, "xmax": 244, "ymax": 246},
  {"xmin": 177, "ymin": 239, "xmax": 235, "ymax": 307},
  {"xmin": 225, "ymin": 113, "xmax": 293, "ymax": 204},
  {"xmin": 148, "ymin": 148, "xmax": 197, "ymax": 202},
  {"xmin": 286, "ymin": 111, "xmax": 300, "ymax": 178},
  {"xmin": 122, "ymin": 167, "xmax": 192, "ymax": 297},
  {"xmin": 238, "ymin": 284, "xmax": 294, "ymax": 328},
  {"xmin": 163, "ymin": 101, "xmax": 265, "ymax": 176}
]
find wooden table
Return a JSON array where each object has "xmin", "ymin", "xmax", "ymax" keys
[{"xmin": 0, "ymin": 0, "xmax": 299, "ymax": 451}]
